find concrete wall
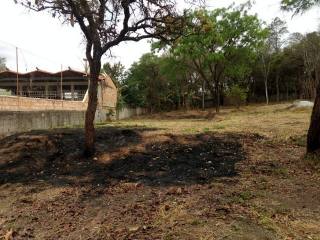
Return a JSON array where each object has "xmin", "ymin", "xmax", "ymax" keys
[
  {"xmin": 0, "ymin": 111, "xmax": 86, "ymax": 136},
  {"xmin": 0, "ymin": 107, "xmax": 146, "ymax": 136},
  {"xmin": 0, "ymin": 94, "xmax": 147, "ymax": 136},
  {"xmin": 117, "ymin": 107, "xmax": 147, "ymax": 120}
]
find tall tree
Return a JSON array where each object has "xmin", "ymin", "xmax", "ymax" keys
[
  {"xmin": 0, "ymin": 57, "xmax": 6, "ymax": 72},
  {"xmin": 17, "ymin": 0, "xmax": 183, "ymax": 156},
  {"xmin": 102, "ymin": 62, "xmax": 126, "ymax": 110},
  {"xmin": 102, "ymin": 62, "xmax": 125, "ymax": 85},
  {"xmin": 168, "ymin": 7, "xmax": 266, "ymax": 112},
  {"xmin": 259, "ymin": 42, "xmax": 272, "ymax": 104},
  {"xmin": 282, "ymin": 0, "xmax": 320, "ymax": 153},
  {"xmin": 269, "ymin": 17, "xmax": 288, "ymax": 102}
]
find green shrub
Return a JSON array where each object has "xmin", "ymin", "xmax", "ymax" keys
[{"xmin": 226, "ymin": 85, "xmax": 247, "ymax": 109}]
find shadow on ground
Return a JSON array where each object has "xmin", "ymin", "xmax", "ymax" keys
[{"xmin": 0, "ymin": 126, "xmax": 246, "ymax": 188}]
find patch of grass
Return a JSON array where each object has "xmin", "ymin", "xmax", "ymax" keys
[
  {"xmin": 203, "ymin": 127, "xmax": 210, "ymax": 132},
  {"xmin": 274, "ymin": 204, "xmax": 291, "ymax": 215},
  {"xmin": 289, "ymin": 134, "xmax": 307, "ymax": 147},
  {"xmin": 228, "ymin": 191, "xmax": 255, "ymax": 204},
  {"xmin": 213, "ymin": 125, "xmax": 226, "ymax": 130},
  {"xmin": 163, "ymin": 233, "xmax": 175, "ymax": 240},
  {"xmin": 258, "ymin": 215, "xmax": 278, "ymax": 232},
  {"xmin": 304, "ymin": 153, "xmax": 320, "ymax": 171},
  {"xmin": 183, "ymin": 128, "xmax": 197, "ymax": 134},
  {"xmin": 190, "ymin": 219, "xmax": 202, "ymax": 226},
  {"xmin": 272, "ymin": 167, "xmax": 289, "ymax": 177}
]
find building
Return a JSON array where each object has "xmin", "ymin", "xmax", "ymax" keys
[{"xmin": 0, "ymin": 68, "xmax": 117, "ymax": 109}]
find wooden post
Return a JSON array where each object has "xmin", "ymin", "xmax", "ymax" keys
[
  {"xmin": 71, "ymin": 83, "xmax": 75, "ymax": 101},
  {"xmin": 45, "ymin": 83, "xmax": 49, "ymax": 99}
]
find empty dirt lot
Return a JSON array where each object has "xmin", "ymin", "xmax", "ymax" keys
[{"xmin": 0, "ymin": 104, "xmax": 319, "ymax": 239}]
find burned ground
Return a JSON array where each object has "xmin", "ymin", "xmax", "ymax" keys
[{"xmin": 0, "ymin": 104, "xmax": 319, "ymax": 239}]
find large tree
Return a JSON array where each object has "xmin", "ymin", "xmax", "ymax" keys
[
  {"xmin": 269, "ymin": 17, "xmax": 288, "ymax": 102},
  {"xmin": 282, "ymin": 0, "xmax": 320, "ymax": 153},
  {"xmin": 168, "ymin": 7, "xmax": 266, "ymax": 112},
  {"xmin": 16, "ymin": 0, "xmax": 184, "ymax": 156}
]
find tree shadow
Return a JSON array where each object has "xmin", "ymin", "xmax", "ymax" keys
[{"xmin": 0, "ymin": 126, "xmax": 247, "ymax": 189}]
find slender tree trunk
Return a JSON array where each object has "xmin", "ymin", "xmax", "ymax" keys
[
  {"xmin": 84, "ymin": 58, "xmax": 101, "ymax": 157},
  {"xmin": 276, "ymin": 74, "xmax": 280, "ymax": 102},
  {"xmin": 264, "ymin": 78, "xmax": 269, "ymax": 105},
  {"xmin": 202, "ymin": 80, "xmax": 205, "ymax": 111},
  {"xmin": 215, "ymin": 83, "xmax": 220, "ymax": 113},
  {"xmin": 307, "ymin": 83, "xmax": 320, "ymax": 153}
]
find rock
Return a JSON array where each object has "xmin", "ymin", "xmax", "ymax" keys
[
  {"xmin": 128, "ymin": 226, "xmax": 140, "ymax": 232},
  {"xmin": 289, "ymin": 100, "xmax": 314, "ymax": 109}
]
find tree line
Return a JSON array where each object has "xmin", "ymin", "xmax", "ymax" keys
[{"xmin": 105, "ymin": 7, "xmax": 320, "ymax": 114}]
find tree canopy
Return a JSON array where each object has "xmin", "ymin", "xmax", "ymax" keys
[{"xmin": 16, "ymin": 0, "xmax": 187, "ymax": 155}]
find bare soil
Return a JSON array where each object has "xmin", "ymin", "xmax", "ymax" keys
[{"xmin": 0, "ymin": 104, "xmax": 319, "ymax": 240}]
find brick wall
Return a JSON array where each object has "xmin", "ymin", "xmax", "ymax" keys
[{"xmin": 0, "ymin": 96, "xmax": 87, "ymax": 111}]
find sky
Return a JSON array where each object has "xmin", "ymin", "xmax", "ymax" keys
[{"xmin": 0, "ymin": 0, "xmax": 319, "ymax": 73}]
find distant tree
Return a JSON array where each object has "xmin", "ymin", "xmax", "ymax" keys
[
  {"xmin": 122, "ymin": 53, "xmax": 166, "ymax": 112},
  {"xmin": 0, "ymin": 57, "xmax": 6, "ymax": 71},
  {"xmin": 259, "ymin": 41, "xmax": 272, "ymax": 104},
  {"xmin": 226, "ymin": 84, "xmax": 247, "ymax": 109},
  {"xmin": 17, "ymin": 0, "xmax": 184, "ymax": 156},
  {"xmin": 269, "ymin": 17, "xmax": 288, "ymax": 102},
  {"xmin": 281, "ymin": 0, "xmax": 320, "ymax": 14},
  {"xmin": 166, "ymin": 6, "xmax": 266, "ymax": 112},
  {"xmin": 102, "ymin": 62, "xmax": 125, "ymax": 85},
  {"xmin": 102, "ymin": 62, "xmax": 126, "ymax": 110},
  {"xmin": 282, "ymin": 0, "xmax": 320, "ymax": 153}
]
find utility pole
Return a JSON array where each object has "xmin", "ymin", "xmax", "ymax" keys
[
  {"xmin": 83, "ymin": 58, "xmax": 89, "ymax": 90},
  {"xmin": 16, "ymin": 47, "xmax": 19, "ymax": 96},
  {"xmin": 60, "ymin": 64, "xmax": 63, "ymax": 100}
]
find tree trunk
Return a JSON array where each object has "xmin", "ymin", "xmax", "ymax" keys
[
  {"xmin": 307, "ymin": 83, "xmax": 320, "ymax": 153},
  {"xmin": 202, "ymin": 80, "xmax": 205, "ymax": 111},
  {"xmin": 215, "ymin": 84, "xmax": 220, "ymax": 113},
  {"xmin": 84, "ymin": 59, "xmax": 101, "ymax": 157},
  {"xmin": 276, "ymin": 74, "xmax": 280, "ymax": 102},
  {"xmin": 264, "ymin": 78, "xmax": 269, "ymax": 105}
]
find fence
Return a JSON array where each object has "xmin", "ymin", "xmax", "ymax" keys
[{"xmin": 5, "ymin": 90, "xmax": 87, "ymax": 101}]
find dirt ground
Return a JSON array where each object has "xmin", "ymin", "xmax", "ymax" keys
[{"xmin": 0, "ymin": 104, "xmax": 319, "ymax": 240}]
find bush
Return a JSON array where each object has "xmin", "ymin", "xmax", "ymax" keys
[{"xmin": 226, "ymin": 85, "xmax": 247, "ymax": 108}]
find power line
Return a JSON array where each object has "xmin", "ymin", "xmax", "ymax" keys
[{"xmin": 0, "ymin": 39, "xmax": 81, "ymax": 69}]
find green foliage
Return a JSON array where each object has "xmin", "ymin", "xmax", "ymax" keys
[
  {"xmin": 0, "ymin": 58, "xmax": 6, "ymax": 72},
  {"xmin": 165, "ymin": 6, "xmax": 267, "ymax": 111},
  {"xmin": 226, "ymin": 85, "xmax": 247, "ymax": 108},
  {"xmin": 102, "ymin": 62, "xmax": 126, "ymax": 110},
  {"xmin": 122, "ymin": 53, "xmax": 167, "ymax": 111},
  {"xmin": 102, "ymin": 62, "xmax": 125, "ymax": 85},
  {"xmin": 120, "ymin": 2, "xmax": 320, "ymax": 112},
  {"xmin": 281, "ymin": 0, "xmax": 320, "ymax": 14}
]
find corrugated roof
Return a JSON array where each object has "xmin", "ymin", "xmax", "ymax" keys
[{"xmin": 0, "ymin": 68, "xmax": 86, "ymax": 79}]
